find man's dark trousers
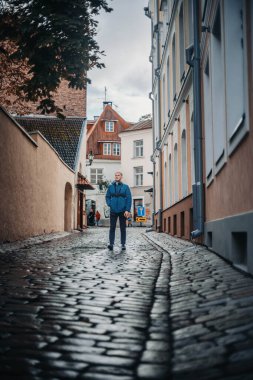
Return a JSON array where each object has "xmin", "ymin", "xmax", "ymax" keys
[{"xmin": 109, "ymin": 212, "xmax": 126, "ymax": 246}]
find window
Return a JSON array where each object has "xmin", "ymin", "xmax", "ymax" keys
[
  {"xmin": 179, "ymin": 4, "xmax": 185, "ymax": 80},
  {"xmin": 181, "ymin": 129, "xmax": 187, "ymax": 197},
  {"xmin": 134, "ymin": 166, "xmax": 143, "ymax": 186},
  {"xmin": 174, "ymin": 143, "xmax": 179, "ymax": 202},
  {"xmin": 224, "ymin": 0, "xmax": 246, "ymax": 154},
  {"xmin": 105, "ymin": 121, "xmax": 114, "ymax": 132},
  {"xmin": 134, "ymin": 140, "xmax": 143, "ymax": 157},
  {"xmin": 90, "ymin": 168, "xmax": 103, "ymax": 184},
  {"xmin": 103, "ymin": 143, "xmax": 111, "ymax": 155},
  {"xmin": 166, "ymin": 56, "xmax": 171, "ymax": 116},
  {"xmin": 172, "ymin": 34, "xmax": 177, "ymax": 100},
  {"xmin": 203, "ymin": 57, "xmax": 214, "ymax": 185},
  {"xmin": 113, "ymin": 143, "xmax": 120, "ymax": 156},
  {"xmin": 211, "ymin": 5, "xmax": 226, "ymax": 173}
]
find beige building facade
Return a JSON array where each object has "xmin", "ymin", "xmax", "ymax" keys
[
  {"xmin": 147, "ymin": 0, "xmax": 195, "ymax": 239},
  {"xmin": 0, "ymin": 107, "xmax": 75, "ymax": 242}
]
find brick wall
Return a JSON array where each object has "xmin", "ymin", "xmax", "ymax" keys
[{"xmin": 2, "ymin": 80, "xmax": 86, "ymax": 118}]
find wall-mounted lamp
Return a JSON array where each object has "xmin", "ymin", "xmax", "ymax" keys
[
  {"xmin": 175, "ymin": 117, "xmax": 179, "ymax": 122},
  {"xmin": 86, "ymin": 151, "xmax": 94, "ymax": 166},
  {"xmin": 169, "ymin": 132, "xmax": 173, "ymax": 136},
  {"xmin": 183, "ymin": 99, "xmax": 189, "ymax": 103},
  {"xmin": 164, "ymin": 143, "xmax": 168, "ymax": 146},
  {"xmin": 201, "ymin": 25, "xmax": 210, "ymax": 33}
]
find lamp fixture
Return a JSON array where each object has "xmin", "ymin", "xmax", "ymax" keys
[{"xmin": 86, "ymin": 151, "xmax": 94, "ymax": 166}]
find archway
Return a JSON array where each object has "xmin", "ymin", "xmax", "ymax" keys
[{"xmin": 64, "ymin": 182, "xmax": 72, "ymax": 231}]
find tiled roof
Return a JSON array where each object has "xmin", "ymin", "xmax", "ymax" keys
[
  {"xmin": 15, "ymin": 116, "xmax": 85, "ymax": 170},
  {"xmin": 120, "ymin": 118, "xmax": 152, "ymax": 133}
]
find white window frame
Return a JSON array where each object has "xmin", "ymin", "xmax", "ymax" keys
[
  {"xmin": 103, "ymin": 143, "xmax": 111, "ymax": 155},
  {"xmin": 90, "ymin": 168, "xmax": 103, "ymax": 184},
  {"xmin": 113, "ymin": 143, "xmax": 120, "ymax": 156},
  {"xmin": 105, "ymin": 121, "xmax": 114, "ymax": 132},
  {"xmin": 134, "ymin": 166, "xmax": 143, "ymax": 186},
  {"xmin": 134, "ymin": 140, "xmax": 144, "ymax": 157}
]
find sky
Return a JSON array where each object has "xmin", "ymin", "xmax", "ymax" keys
[{"xmin": 86, "ymin": 0, "xmax": 152, "ymax": 123}]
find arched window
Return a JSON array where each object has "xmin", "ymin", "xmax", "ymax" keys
[
  {"xmin": 172, "ymin": 34, "xmax": 176, "ymax": 101},
  {"xmin": 174, "ymin": 143, "xmax": 179, "ymax": 202},
  {"xmin": 166, "ymin": 56, "xmax": 171, "ymax": 116},
  {"xmin": 164, "ymin": 161, "xmax": 168, "ymax": 208},
  {"xmin": 190, "ymin": 112, "xmax": 195, "ymax": 186},
  {"xmin": 181, "ymin": 129, "xmax": 187, "ymax": 197},
  {"xmin": 169, "ymin": 154, "xmax": 172, "ymax": 205}
]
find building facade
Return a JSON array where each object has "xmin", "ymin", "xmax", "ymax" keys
[
  {"xmin": 146, "ymin": 0, "xmax": 195, "ymax": 239},
  {"xmin": 147, "ymin": 0, "xmax": 253, "ymax": 275},
  {"xmin": 85, "ymin": 102, "xmax": 131, "ymax": 224},
  {"xmin": 0, "ymin": 107, "xmax": 75, "ymax": 241},
  {"xmin": 201, "ymin": 0, "xmax": 253, "ymax": 274}
]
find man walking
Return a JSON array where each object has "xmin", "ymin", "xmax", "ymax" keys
[{"xmin": 105, "ymin": 171, "xmax": 132, "ymax": 251}]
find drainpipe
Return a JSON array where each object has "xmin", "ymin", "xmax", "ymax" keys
[
  {"xmin": 155, "ymin": 0, "xmax": 163, "ymax": 232},
  {"xmin": 149, "ymin": 92, "xmax": 156, "ymax": 228},
  {"xmin": 191, "ymin": 0, "xmax": 204, "ymax": 239},
  {"xmin": 145, "ymin": 6, "xmax": 156, "ymax": 229}
]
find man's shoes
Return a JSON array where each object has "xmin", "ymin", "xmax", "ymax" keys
[
  {"xmin": 107, "ymin": 244, "xmax": 113, "ymax": 251},
  {"xmin": 121, "ymin": 245, "xmax": 126, "ymax": 251}
]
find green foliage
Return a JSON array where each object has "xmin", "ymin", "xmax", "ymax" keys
[
  {"xmin": 97, "ymin": 179, "xmax": 110, "ymax": 191},
  {"xmin": 0, "ymin": 0, "xmax": 112, "ymax": 116},
  {"xmin": 139, "ymin": 113, "xmax": 152, "ymax": 121}
]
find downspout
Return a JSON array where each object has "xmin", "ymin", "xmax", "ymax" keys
[
  {"xmin": 149, "ymin": 92, "xmax": 156, "ymax": 228},
  {"xmin": 191, "ymin": 0, "xmax": 204, "ymax": 238},
  {"xmin": 155, "ymin": 0, "xmax": 163, "ymax": 232},
  {"xmin": 145, "ymin": 6, "xmax": 156, "ymax": 229}
]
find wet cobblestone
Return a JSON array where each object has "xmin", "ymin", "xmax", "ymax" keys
[{"xmin": 0, "ymin": 228, "xmax": 253, "ymax": 379}]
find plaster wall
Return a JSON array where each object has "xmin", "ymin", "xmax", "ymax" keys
[{"xmin": 0, "ymin": 108, "xmax": 75, "ymax": 242}]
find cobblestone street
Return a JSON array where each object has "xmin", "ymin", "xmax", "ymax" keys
[{"xmin": 0, "ymin": 227, "xmax": 253, "ymax": 380}]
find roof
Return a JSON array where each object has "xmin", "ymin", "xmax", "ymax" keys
[
  {"xmin": 120, "ymin": 118, "xmax": 152, "ymax": 133},
  {"xmin": 15, "ymin": 116, "xmax": 85, "ymax": 170},
  {"xmin": 86, "ymin": 104, "xmax": 130, "ymax": 141}
]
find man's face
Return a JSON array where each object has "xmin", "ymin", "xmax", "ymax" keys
[{"xmin": 115, "ymin": 172, "xmax": 122, "ymax": 182}]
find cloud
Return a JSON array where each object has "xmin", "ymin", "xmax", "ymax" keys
[{"xmin": 87, "ymin": 0, "xmax": 152, "ymax": 122}]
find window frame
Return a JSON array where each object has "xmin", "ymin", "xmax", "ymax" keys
[
  {"xmin": 105, "ymin": 121, "xmax": 114, "ymax": 132},
  {"xmin": 113, "ymin": 142, "xmax": 120, "ymax": 156},
  {"xmin": 134, "ymin": 139, "xmax": 144, "ymax": 158},
  {"xmin": 103, "ymin": 143, "xmax": 111, "ymax": 155},
  {"xmin": 90, "ymin": 168, "xmax": 103, "ymax": 184},
  {"xmin": 134, "ymin": 166, "xmax": 143, "ymax": 186}
]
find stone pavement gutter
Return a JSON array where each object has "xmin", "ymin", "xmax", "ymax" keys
[
  {"xmin": 0, "ymin": 227, "xmax": 253, "ymax": 380},
  {"xmin": 145, "ymin": 231, "xmax": 253, "ymax": 380}
]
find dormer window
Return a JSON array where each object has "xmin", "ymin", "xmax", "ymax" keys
[{"xmin": 105, "ymin": 121, "xmax": 114, "ymax": 132}]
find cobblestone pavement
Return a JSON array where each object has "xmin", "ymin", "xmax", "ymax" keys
[{"xmin": 0, "ymin": 228, "xmax": 253, "ymax": 380}]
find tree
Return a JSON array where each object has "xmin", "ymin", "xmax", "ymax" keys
[
  {"xmin": 0, "ymin": 0, "xmax": 112, "ymax": 116},
  {"xmin": 139, "ymin": 113, "xmax": 152, "ymax": 122}
]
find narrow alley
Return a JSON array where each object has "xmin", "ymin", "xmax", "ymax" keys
[{"xmin": 0, "ymin": 227, "xmax": 253, "ymax": 380}]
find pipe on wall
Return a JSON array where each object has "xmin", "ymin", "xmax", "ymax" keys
[
  {"xmin": 155, "ymin": 0, "xmax": 163, "ymax": 232},
  {"xmin": 191, "ymin": 0, "xmax": 204, "ymax": 239}
]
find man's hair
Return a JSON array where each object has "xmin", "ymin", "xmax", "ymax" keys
[{"xmin": 115, "ymin": 171, "xmax": 123, "ymax": 176}]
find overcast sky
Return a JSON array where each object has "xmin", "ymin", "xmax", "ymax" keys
[{"xmin": 86, "ymin": 0, "xmax": 151, "ymax": 123}]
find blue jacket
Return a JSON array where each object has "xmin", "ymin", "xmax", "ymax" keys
[{"xmin": 106, "ymin": 181, "xmax": 132, "ymax": 213}]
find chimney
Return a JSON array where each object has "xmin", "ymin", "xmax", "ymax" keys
[{"xmin": 103, "ymin": 101, "xmax": 112, "ymax": 109}]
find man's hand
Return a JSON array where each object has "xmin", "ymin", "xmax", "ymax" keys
[{"xmin": 124, "ymin": 211, "xmax": 130, "ymax": 218}]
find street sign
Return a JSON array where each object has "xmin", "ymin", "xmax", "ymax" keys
[
  {"xmin": 136, "ymin": 217, "xmax": 147, "ymax": 222},
  {"xmin": 137, "ymin": 206, "xmax": 145, "ymax": 217}
]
